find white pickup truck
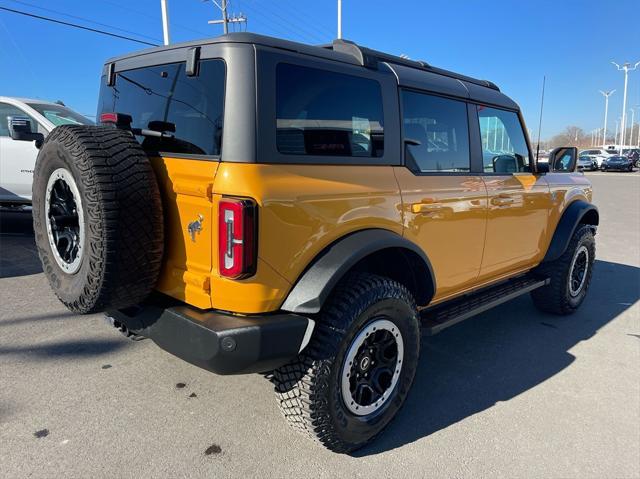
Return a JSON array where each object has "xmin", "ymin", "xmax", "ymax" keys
[{"xmin": 0, "ymin": 97, "xmax": 92, "ymax": 204}]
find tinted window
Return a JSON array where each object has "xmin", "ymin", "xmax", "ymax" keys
[
  {"xmin": 477, "ymin": 106, "xmax": 530, "ymax": 173},
  {"xmin": 276, "ymin": 63, "xmax": 384, "ymax": 157},
  {"xmin": 402, "ymin": 90, "xmax": 470, "ymax": 172},
  {"xmin": 98, "ymin": 59, "xmax": 225, "ymax": 156},
  {"xmin": 27, "ymin": 103, "xmax": 92, "ymax": 126}
]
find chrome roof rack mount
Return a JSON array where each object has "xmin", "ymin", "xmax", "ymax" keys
[{"xmin": 329, "ymin": 39, "xmax": 500, "ymax": 92}]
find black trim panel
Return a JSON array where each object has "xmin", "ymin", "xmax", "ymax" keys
[
  {"xmin": 543, "ymin": 200, "xmax": 599, "ymax": 263},
  {"xmin": 281, "ymin": 229, "xmax": 436, "ymax": 313},
  {"xmin": 106, "ymin": 299, "xmax": 311, "ymax": 375}
]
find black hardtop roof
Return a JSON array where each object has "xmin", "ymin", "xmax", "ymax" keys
[{"xmin": 105, "ymin": 32, "xmax": 518, "ymax": 110}]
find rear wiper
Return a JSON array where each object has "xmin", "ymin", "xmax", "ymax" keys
[
  {"xmin": 132, "ymin": 127, "xmax": 174, "ymax": 139},
  {"xmin": 101, "ymin": 113, "xmax": 176, "ymax": 139}
]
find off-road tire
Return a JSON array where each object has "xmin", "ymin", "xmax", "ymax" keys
[
  {"xmin": 32, "ymin": 125, "xmax": 164, "ymax": 314},
  {"xmin": 273, "ymin": 273, "xmax": 421, "ymax": 453},
  {"xmin": 531, "ymin": 224, "xmax": 595, "ymax": 315}
]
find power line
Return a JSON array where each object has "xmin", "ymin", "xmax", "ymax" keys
[
  {"xmin": 5, "ymin": 0, "xmax": 161, "ymax": 42},
  {"xmin": 241, "ymin": 0, "xmax": 324, "ymax": 44},
  {"xmin": 277, "ymin": 0, "xmax": 334, "ymax": 40},
  {"xmin": 248, "ymin": 0, "xmax": 325, "ymax": 43},
  {"xmin": 0, "ymin": 6, "xmax": 159, "ymax": 47},
  {"xmin": 102, "ymin": 0, "xmax": 209, "ymax": 37}
]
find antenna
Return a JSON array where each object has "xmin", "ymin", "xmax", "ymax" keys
[{"xmin": 535, "ymin": 75, "xmax": 546, "ymax": 161}]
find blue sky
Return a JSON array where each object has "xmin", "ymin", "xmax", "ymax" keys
[{"xmin": 0, "ymin": 0, "xmax": 638, "ymax": 139}]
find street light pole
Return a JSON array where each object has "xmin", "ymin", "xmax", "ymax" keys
[
  {"xmin": 636, "ymin": 105, "xmax": 640, "ymax": 147},
  {"xmin": 160, "ymin": 0, "xmax": 170, "ymax": 45},
  {"xmin": 612, "ymin": 61, "xmax": 640, "ymax": 150},
  {"xmin": 630, "ymin": 108, "xmax": 636, "ymax": 147},
  {"xmin": 615, "ymin": 118, "xmax": 620, "ymax": 146},
  {"xmin": 599, "ymin": 90, "xmax": 615, "ymax": 148},
  {"xmin": 337, "ymin": 0, "xmax": 342, "ymax": 39}
]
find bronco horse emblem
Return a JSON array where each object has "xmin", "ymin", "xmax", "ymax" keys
[{"xmin": 188, "ymin": 214, "xmax": 204, "ymax": 242}]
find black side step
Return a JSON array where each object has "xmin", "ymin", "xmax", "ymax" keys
[{"xmin": 421, "ymin": 277, "xmax": 549, "ymax": 336}]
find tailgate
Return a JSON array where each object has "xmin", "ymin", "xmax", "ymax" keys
[{"xmin": 151, "ymin": 156, "xmax": 219, "ymax": 309}]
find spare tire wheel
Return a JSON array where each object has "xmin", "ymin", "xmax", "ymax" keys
[{"xmin": 32, "ymin": 125, "xmax": 164, "ymax": 314}]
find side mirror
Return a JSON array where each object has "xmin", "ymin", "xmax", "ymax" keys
[
  {"xmin": 492, "ymin": 154, "xmax": 518, "ymax": 173},
  {"xmin": 549, "ymin": 146, "xmax": 578, "ymax": 172},
  {"xmin": 8, "ymin": 116, "xmax": 45, "ymax": 149}
]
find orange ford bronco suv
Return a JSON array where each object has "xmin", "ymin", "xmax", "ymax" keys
[{"xmin": 25, "ymin": 33, "xmax": 598, "ymax": 453}]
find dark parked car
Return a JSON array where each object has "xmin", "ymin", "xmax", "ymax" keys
[
  {"xmin": 602, "ymin": 155, "xmax": 634, "ymax": 172},
  {"xmin": 626, "ymin": 149, "xmax": 640, "ymax": 167},
  {"xmin": 577, "ymin": 155, "xmax": 598, "ymax": 171}
]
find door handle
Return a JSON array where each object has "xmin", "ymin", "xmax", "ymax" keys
[
  {"xmin": 411, "ymin": 202, "xmax": 444, "ymax": 214},
  {"xmin": 491, "ymin": 195, "xmax": 514, "ymax": 206}
]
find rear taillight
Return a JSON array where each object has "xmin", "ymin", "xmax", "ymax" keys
[{"xmin": 218, "ymin": 198, "xmax": 257, "ymax": 279}]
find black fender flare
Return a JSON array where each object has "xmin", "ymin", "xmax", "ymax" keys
[
  {"xmin": 280, "ymin": 229, "xmax": 436, "ymax": 314},
  {"xmin": 543, "ymin": 200, "xmax": 599, "ymax": 263}
]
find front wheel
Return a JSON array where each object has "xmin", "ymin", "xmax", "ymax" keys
[
  {"xmin": 273, "ymin": 273, "xmax": 420, "ymax": 453},
  {"xmin": 531, "ymin": 225, "xmax": 595, "ymax": 315}
]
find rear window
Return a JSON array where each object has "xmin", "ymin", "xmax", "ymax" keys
[
  {"xmin": 276, "ymin": 63, "xmax": 384, "ymax": 158},
  {"xmin": 98, "ymin": 59, "xmax": 225, "ymax": 156}
]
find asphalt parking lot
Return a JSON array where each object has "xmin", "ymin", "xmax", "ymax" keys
[{"xmin": 1, "ymin": 172, "xmax": 638, "ymax": 479}]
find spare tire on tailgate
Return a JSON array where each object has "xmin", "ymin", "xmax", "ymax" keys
[{"xmin": 32, "ymin": 125, "xmax": 164, "ymax": 314}]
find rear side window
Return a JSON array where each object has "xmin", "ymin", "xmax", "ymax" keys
[
  {"xmin": 276, "ymin": 63, "xmax": 384, "ymax": 157},
  {"xmin": 401, "ymin": 90, "xmax": 470, "ymax": 173},
  {"xmin": 477, "ymin": 106, "xmax": 531, "ymax": 173},
  {"xmin": 98, "ymin": 59, "xmax": 225, "ymax": 156}
]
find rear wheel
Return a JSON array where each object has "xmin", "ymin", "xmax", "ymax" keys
[
  {"xmin": 273, "ymin": 273, "xmax": 420, "ymax": 453},
  {"xmin": 531, "ymin": 225, "xmax": 595, "ymax": 315}
]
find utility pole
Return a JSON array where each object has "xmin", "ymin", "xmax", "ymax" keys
[
  {"xmin": 208, "ymin": 0, "xmax": 246, "ymax": 34},
  {"xmin": 612, "ymin": 61, "xmax": 640, "ymax": 150},
  {"xmin": 599, "ymin": 90, "xmax": 615, "ymax": 148},
  {"xmin": 160, "ymin": 0, "xmax": 170, "ymax": 45},
  {"xmin": 337, "ymin": 0, "xmax": 342, "ymax": 39}
]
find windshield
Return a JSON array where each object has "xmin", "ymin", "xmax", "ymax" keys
[
  {"xmin": 97, "ymin": 59, "xmax": 225, "ymax": 156},
  {"xmin": 27, "ymin": 103, "xmax": 93, "ymax": 126}
]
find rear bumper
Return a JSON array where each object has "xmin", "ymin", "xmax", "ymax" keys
[{"xmin": 106, "ymin": 298, "xmax": 314, "ymax": 375}]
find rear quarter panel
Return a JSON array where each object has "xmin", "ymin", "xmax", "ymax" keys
[{"xmin": 211, "ymin": 163, "xmax": 403, "ymax": 313}]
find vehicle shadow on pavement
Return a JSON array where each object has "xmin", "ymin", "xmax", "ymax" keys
[
  {"xmin": 0, "ymin": 210, "xmax": 41, "ymax": 279},
  {"xmin": 356, "ymin": 259, "xmax": 640, "ymax": 456},
  {"xmin": 0, "ymin": 311, "xmax": 78, "ymax": 328},
  {"xmin": 0, "ymin": 338, "xmax": 128, "ymax": 360}
]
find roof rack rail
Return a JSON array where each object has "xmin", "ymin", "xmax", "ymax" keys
[{"xmin": 329, "ymin": 39, "xmax": 500, "ymax": 92}]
